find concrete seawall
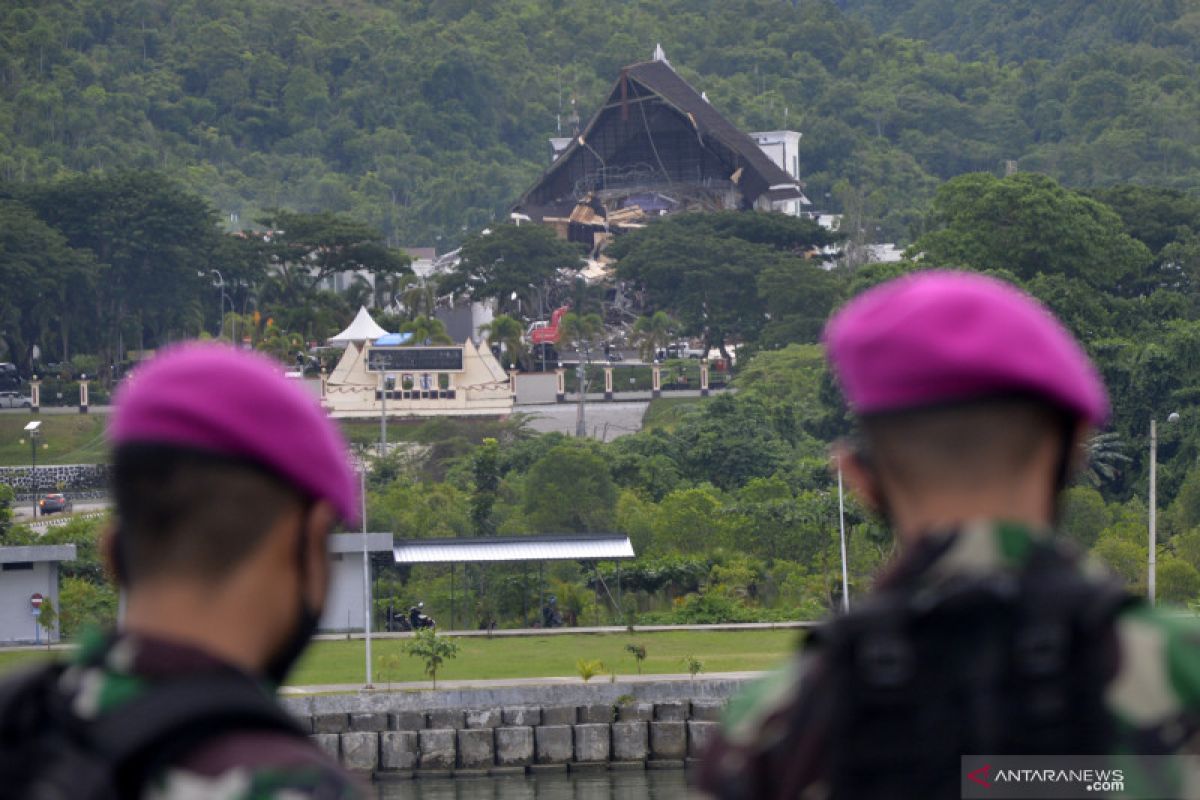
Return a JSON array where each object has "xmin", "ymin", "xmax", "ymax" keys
[{"xmin": 283, "ymin": 677, "xmax": 747, "ymax": 779}]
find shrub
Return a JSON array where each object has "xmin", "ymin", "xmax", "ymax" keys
[{"xmin": 576, "ymin": 658, "xmax": 605, "ymax": 682}]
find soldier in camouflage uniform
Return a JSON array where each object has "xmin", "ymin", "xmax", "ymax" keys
[
  {"xmin": 0, "ymin": 344, "xmax": 363, "ymax": 798},
  {"xmin": 697, "ymin": 272, "xmax": 1200, "ymax": 800}
]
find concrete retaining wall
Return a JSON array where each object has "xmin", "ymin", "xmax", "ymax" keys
[
  {"xmin": 300, "ymin": 697, "xmax": 729, "ymax": 779},
  {"xmin": 285, "ymin": 679, "xmax": 744, "ymax": 779},
  {"xmin": 0, "ymin": 464, "xmax": 109, "ymax": 493}
]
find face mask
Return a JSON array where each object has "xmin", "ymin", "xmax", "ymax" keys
[
  {"xmin": 263, "ymin": 599, "xmax": 320, "ymax": 687},
  {"xmin": 263, "ymin": 510, "xmax": 324, "ymax": 686}
]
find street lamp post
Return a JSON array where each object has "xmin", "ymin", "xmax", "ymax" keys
[
  {"xmin": 200, "ymin": 269, "xmax": 228, "ymax": 337},
  {"xmin": 836, "ymin": 456, "xmax": 851, "ymax": 613},
  {"xmin": 360, "ymin": 458, "xmax": 372, "ymax": 688},
  {"xmin": 1149, "ymin": 411, "xmax": 1181, "ymax": 606},
  {"xmin": 24, "ymin": 421, "xmax": 41, "ymax": 516}
]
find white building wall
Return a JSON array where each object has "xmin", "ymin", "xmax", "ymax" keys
[
  {"xmin": 0, "ymin": 562, "xmax": 59, "ymax": 643},
  {"xmin": 319, "ymin": 552, "xmax": 368, "ymax": 633},
  {"xmin": 750, "ymin": 130, "xmax": 805, "ymax": 217}
]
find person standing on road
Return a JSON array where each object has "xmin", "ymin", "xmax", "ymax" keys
[
  {"xmin": 698, "ymin": 271, "xmax": 1200, "ymax": 799},
  {"xmin": 0, "ymin": 343, "xmax": 364, "ymax": 798}
]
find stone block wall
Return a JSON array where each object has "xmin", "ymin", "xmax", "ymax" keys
[
  {"xmin": 303, "ymin": 699, "xmax": 727, "ymax": 779},
  {"xmin": 0, "ymin": 463, "xmax": 109, "ymax": 494}
]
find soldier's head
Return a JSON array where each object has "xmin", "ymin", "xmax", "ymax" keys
[
  {"xmin": 106, "ymin": 343, "xmax": 358, "ymax": 681},
  {"xmin": 824, "ymin": 271, "xmax": 1108, "ymax": 542}
]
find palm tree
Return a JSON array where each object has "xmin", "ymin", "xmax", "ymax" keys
[
  {"xmin": 400, "ymin": 316, "xmax": 454, "ymax": 345},
  {"xmin": 559, "ymin": 312, "xmax": 605, "ymax": 360},
  {"xmin": 631, "ymin": 311, "xmax": 677, "ymax": 363},
  {"xmin": 399, "ymin": 276, "xmax": 437, "ymax": 321},
  {"xmin": 478, "ymin": 314, "xmax": 527, "ymax": 370},
  {"xmin": 1083, "ymin": 431, "xmax": 1132, "ymax": 487}
]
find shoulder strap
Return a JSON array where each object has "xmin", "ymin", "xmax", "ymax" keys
[{"xmin": 81, "ymin": 670, "xmax": 305, "ymax": 793}]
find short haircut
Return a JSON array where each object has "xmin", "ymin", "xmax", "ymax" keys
[
  {"xmin": 112, "ymin": 443, "xmax": 306, "ymax": 583},
  {"xmin": 858, "ymin": 395, "xmax": 1073, "ymax": 493}
]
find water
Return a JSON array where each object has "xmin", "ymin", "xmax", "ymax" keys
[{"xmin": 376, "ymin": 770, "xmax": 692, "ymax": 799}]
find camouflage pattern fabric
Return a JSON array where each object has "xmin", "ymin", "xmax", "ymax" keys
[
  {"xmin": 695, "ymin": 521, "xmax": 1200, "ymax": 800},
  {"xmin": 61, "ymin": 630, "xmax": 363, "ymax": 800}
]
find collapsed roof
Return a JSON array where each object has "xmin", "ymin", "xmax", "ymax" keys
[{"xmin": 514, "ymin": 58, "xmax": 806, "ymax": 222}]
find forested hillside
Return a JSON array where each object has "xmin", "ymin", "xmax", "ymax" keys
[
  {"xmin": 5, "ymin": 0, "xmax": 1200, "ymax": 245},
  {"xmin": 836, "ymin": 0, "xmax": 1200, "ymax": 62}
]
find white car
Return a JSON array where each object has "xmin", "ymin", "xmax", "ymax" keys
[{"xmin": 0, "ymin": 391, "xmax": 32, "ymax": 408}]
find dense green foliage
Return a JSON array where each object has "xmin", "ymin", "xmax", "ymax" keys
[
  {"xmin": 0, "ymin": 172, "xmax": 410, "ymax": 374},
  {"xmin": 7, "ymin": 0, "xmax": 1200, "ymax": 246}
]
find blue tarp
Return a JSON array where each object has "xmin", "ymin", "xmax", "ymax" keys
[{"xmin": 373, "ymin": 332, "xmax": 414, "ymax": 346}]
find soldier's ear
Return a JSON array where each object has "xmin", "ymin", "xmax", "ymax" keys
[{"xmin": 832, "ymin": 440, "xmax": 883, "ymax": 513}]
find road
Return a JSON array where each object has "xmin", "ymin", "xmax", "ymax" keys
[{"xmin": 13, "ymin": 500, "xmax": 109, "ymax": 521}]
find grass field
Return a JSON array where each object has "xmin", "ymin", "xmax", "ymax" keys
[
  {"xmin": 641, "ymin": 397, "xmax": 708, "ymax": 433},
  {"xmin": 0, "ymin": 414, "xmax": 110, "ymax": 466},
  {"xmin": 0, "ymin": 629, "xmax": 800, "ymax": 687}
]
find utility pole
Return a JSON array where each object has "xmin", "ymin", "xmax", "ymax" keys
[
  {"xmin": 360, "ymin": 461, "xmax": 372, "ymax": 688},
  {"xmin": 575, "ymin": 362, "xmax": 587, "ymax": 438},
  {"xmin": 379, "ymin": 372, "xmax": 388, "ymax": 458}
]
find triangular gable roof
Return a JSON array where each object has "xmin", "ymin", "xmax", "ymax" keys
[
  {"xmin": 516, "ymin": 59, "xmax": 804, "ymax": 213},
  {"xmin": 328, "ymin": 306, "xmax": 388, "ymax": 345}
]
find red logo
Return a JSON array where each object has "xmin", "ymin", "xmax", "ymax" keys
[{"xmin": 968, "ymin": 765, "xmax": 992, "ymax": 788}]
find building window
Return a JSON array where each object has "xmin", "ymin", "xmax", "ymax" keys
[{"xmin": 1, "ymin": 562, "xmax": 34, "ymax": 571}]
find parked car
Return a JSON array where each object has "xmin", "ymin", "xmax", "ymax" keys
[
  {"xmin": 0, "ymin": 363, "xmax": 19, "ymax": 391},
  {"xmin": 38, "ymin": 494, "xmax": 73, "ymax": 515},
  {"xmin": 0, "ymin": 390, "xmax": 32, "ymax": 408}
]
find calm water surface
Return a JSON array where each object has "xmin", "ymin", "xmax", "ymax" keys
[{"xmin": 376, "ymin": 770, "xmax": 692, "ymax": 799}]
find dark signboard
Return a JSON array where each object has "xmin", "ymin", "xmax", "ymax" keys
[{"xmin": 367, "ymin": 347, "xmax": 464, "ymax": 373}]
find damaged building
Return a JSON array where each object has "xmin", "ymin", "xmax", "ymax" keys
[{"xmin": 512, "ymin": 48, "xmax": 811, "ymax": 254}]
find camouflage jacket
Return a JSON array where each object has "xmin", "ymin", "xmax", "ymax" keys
[
  {"xmin": 696, "ymin": 521, "xmax": 1200, "ymax": 799},
  {"xmin": 60, "ymin": 630, "xmax": 363, "ymax": 800}
]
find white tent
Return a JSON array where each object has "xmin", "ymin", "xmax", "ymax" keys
[{"xmin": 328, "ymin": 306, "xmax": 388, "ymax": 346}]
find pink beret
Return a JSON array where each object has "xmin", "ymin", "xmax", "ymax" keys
[
  {"xmin": 110, "ymin": 343, "xmax": 359, "ymax": 524},
  {"xmin": 823, "ymin": 271, "xmax": 1109, "ymax": 425}
]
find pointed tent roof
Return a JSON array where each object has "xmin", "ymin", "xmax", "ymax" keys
[
  {"xmin": 515, "ymin": 57, "xmax": 805, "ymax": 217},
  {"xmin": 328, "ymin": 306, "xmax": 388, "ymax": 345}
]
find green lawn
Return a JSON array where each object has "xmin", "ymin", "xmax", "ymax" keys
[
  {"xmin": 642, "ymin": 397, "xmax": 708, "ymax": 433},
  {"xmin": 0, "ymin": 629, "xmax": 800, "ymax": 687},
  {"xmin": 0, "ymin": 414, "xmax": 110, "ymax": 466},
  {"xmin": 296, "ymin": 629, "xmax": 798, "ymax": 686}
]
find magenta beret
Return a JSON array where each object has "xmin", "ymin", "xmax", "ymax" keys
[
  {"xmin": 823, "ymin": 271, "xmax": 1109, "ymax": 425},
  {"xmin": 110, "ymin": 343, "xmax": 359, "ymax": 524}
]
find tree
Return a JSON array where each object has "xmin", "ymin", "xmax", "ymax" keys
[
  {"xmin": 0, "ymin": 200, "xmax": 95, "ymax": 372},
  {"xmin": 16, "ymin": 172, "xmax": 221, "ymax": 378},
  {"xmin": 911, "ymin": 173, "xmax": 1152, "ymax": 293},
  {"xmin": 524, "ymin": 444, "xmax": 617, "ymax": 532},
  {"xmin": 441, "ymin": 225, "xmax": 583, "ymax": 317},
  {"xmin": 255, "ymin": 210, "xmax": 411, "ymax": 306},
  {"xmin": 58, "ymin": 576, "xmax": 117, "ymax": 639},
  {"xmin": 558, "ymin": 312, "xmax": 605, "ymax": 359},
  {"xmin": 404, "ymin": 628, "xmax": 459, "ymax": 689},
  {"xmin": 1059, "ymin": 487, "xmax": 1110, "ymax": 548},
  {"xmin": 612, "ymin": 222, "xmax": 781, "ymax": 358},
  {"xmin": 36, "ymin": 596, "xmax": 57, "ymax": 646},
  {"xmin": 631, "ymin": 311, "xmax": 678, "ymax": 363},
  {"xmin": 478, "ymin": 314, "xmax": 527, "ymax": 370},
  {"xmin": 1156, "ymin": 557, "xmax": 1200, "ymax": 606},
  {"xmin": 471, "ymin": 438, "xmax": 500, "ymax": 537},
  {"xmin": 398, "ymin": 316, "xmax": 453, "ymax": 345}
]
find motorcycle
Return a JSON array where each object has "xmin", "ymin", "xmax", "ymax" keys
[{"xmin": 408, "ymin": 603, "xmax": 436, "ymax": 630}]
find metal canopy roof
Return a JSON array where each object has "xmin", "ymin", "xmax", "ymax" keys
[
  {"xmin": 329, "ymin": 533, "xmax": 393, "ymax": 554},
  {"xmin": 393, "ymin": 534, "xmax": 634, "ymax": 564}
]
